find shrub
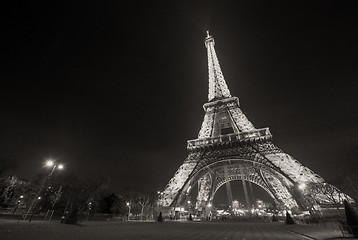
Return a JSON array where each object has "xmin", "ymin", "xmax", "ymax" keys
[
  {"xmin": 157, "ymin": 211, "xmax": 163, "ymax": 222},
  {"xmin": 285, "ymin": 211, "xmax": 295, "ymax": 225}
]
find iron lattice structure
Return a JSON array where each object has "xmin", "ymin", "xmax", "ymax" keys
[{"xmin": 160, "ymin": 32, "xmax": 351, "ymax": 212}]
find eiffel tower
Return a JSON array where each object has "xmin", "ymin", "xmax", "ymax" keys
[{"xmin": 160, "ymin": 31, "xmax": 351, "ymax": 214}]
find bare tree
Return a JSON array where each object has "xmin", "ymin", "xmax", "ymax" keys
[
  {"xmin": 138, "ymin": 193, "xmax": 150, "ymax": 221},
  {"xmin": 1, "ymin": 176, "xmax": 17, "ymax": 206},
  {"xmin": 305, "ymin": 182, "xmax": 351, "ymax": 218},
  {"xmin": 49, "ymin": 185, "xmax": 63, "ymax": 210},
  {"xmin": 59, "ymin": 175, "xmax": 110, "ymax": 224}
]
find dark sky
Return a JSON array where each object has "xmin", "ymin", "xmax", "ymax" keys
[{"xmin": 2, "ymin": 1, "xmax": 358, "ymax": 200}]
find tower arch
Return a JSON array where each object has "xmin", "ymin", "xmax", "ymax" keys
[
  {"xmin": 172, "ymin": 157, "xmax": 297, "ymax": 209},
  {"xmin": 212, "ymin": 178, "xmax": 276, "ymax": 204}
]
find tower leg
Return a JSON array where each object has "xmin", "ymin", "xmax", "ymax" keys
[{"xmin": 196, "ymin": 173, "xmax": 212, "ymax": 216}]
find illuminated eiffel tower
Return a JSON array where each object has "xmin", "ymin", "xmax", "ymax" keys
[{"xmin": 160, "ymin": 32, "xmax": 351, "ymax": 214}]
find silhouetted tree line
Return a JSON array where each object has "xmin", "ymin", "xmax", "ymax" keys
[
  {"xmin": 0, "ymin": 163, "xmax": 157, "ymax": 224},
  {"xmin": 1, "ymin": 159, "xmax": 357, "ymax": 226}
]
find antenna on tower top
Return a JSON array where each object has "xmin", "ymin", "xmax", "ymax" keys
[{"xmin": 206, "ymin": 30, "xmax": 210, "ymax": 38}]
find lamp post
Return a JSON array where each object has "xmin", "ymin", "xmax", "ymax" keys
[
  {"xmin": 206, "ymin": 203, "xmax": 212, "ymax": 220},
  {"xmin": 157, "ymin": 191, "xmax": 163, "ymax": 209},
  {"xmin": 126, "ymin": 201, "xmax": 131, "ymax": 221},
  {"xmin": 12, "ymin": 195, "xmax": 24, "ymax": 214},
  {"xmin": 23, "ymin": 160, "xmax": 64, "ymax": 221}
]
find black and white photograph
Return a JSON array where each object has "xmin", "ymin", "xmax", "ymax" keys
[{"xmin": 1, "ymin": 1, "xmax": 358, "ymax": 239}]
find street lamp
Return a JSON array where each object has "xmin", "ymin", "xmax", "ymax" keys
[
  {"xmin": 127, "ymin": 201, "xmax": 131, "ymax": 221},
  {"xmin": 46, "ymin": 160, "xmax": 54, "ymax": 167},
  {"xmin": 12, "ymin": 195, "xmax": 24, "ymax": 214},
  {"xmin": 157, "ymin": 191, "xmax": 164, "ymax": 208},
  {"xmin": 23, "ymin": 159, "xmax": 64, "ymax": 221},
  {"xmin": 46, "ymin": 160, "xmax": 64, "ymax": 176}
]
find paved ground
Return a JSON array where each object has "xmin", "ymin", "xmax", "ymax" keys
[{"xmin": 0, "ymin": 220, "xmax": 351, "ymax": 240}]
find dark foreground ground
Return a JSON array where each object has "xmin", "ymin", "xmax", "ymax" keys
[{"xmin": 0, "ymin": 219, "xmax": 352, "ymax": 240}]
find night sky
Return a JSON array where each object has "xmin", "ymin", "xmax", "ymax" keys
[{"xmin": 2, "ymin": 1, "xmax": 358, "ymax": 201}]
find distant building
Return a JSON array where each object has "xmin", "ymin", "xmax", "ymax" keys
[
  {"xmin": 255, "ymin": 199, "xmax": 265, "ymax": 210},
  {"xmin": 232, "ymin": 200, "xmax": 245, "ymax": 216}
]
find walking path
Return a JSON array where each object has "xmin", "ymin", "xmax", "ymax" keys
[
  {"xmin": 0, "ymin": 220, "xmax": 353, "ymax": 240},
  {"xmin": 280, "ymin": 222, "xmax": 348, "ymax": 240}
]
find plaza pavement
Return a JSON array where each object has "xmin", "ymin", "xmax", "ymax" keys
[{"xmin": 0, "ymin": 219, "xmax": 352, "ymax": 240}]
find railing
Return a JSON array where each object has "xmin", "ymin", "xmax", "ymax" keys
[{"xmin": 187, "ymin": 128, "xmax": 271, "ymax": 149}]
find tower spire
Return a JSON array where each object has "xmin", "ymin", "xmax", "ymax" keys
[{"xmin": 205, "ymin": 31, "xmax": 231, "ymax": 101}]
